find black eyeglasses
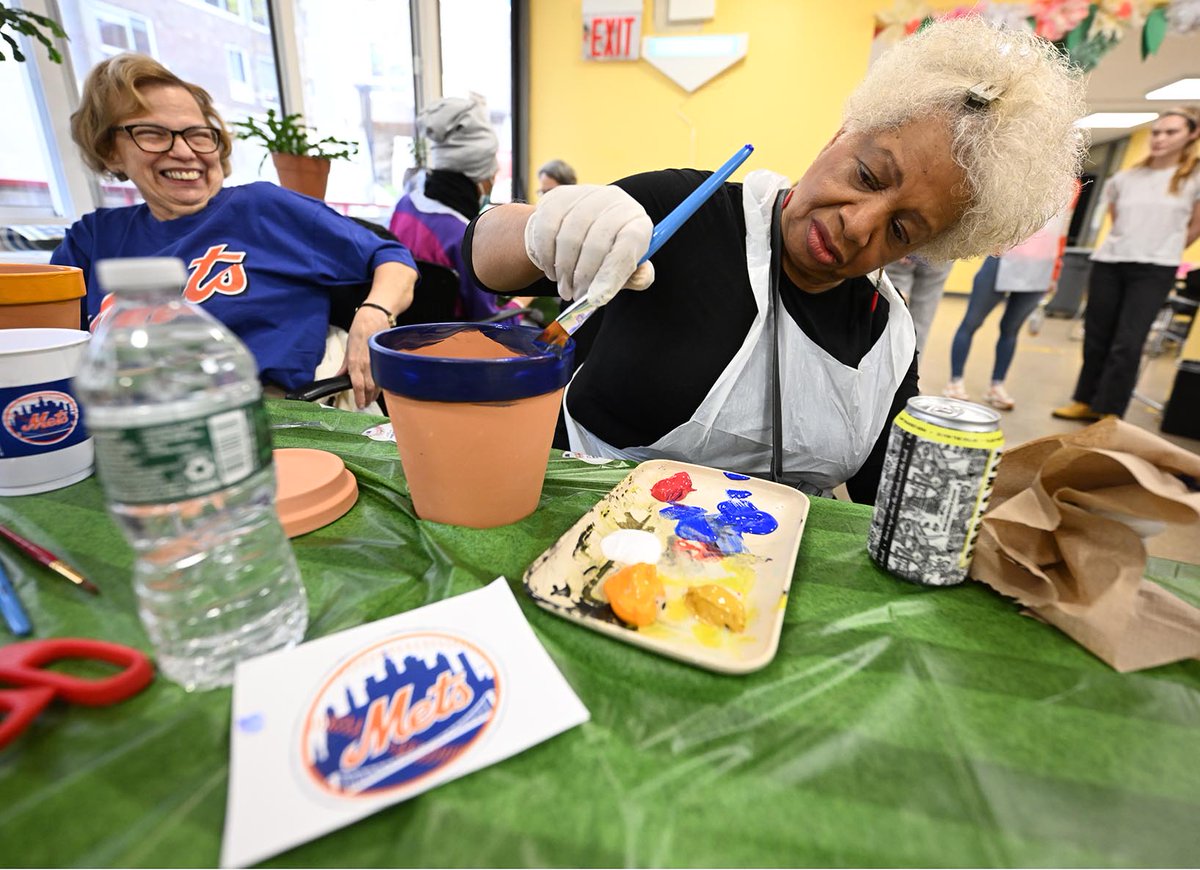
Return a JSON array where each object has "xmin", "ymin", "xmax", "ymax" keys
[{"xmin": 112, "ymin": 124, "xmax": 222, "ymax": 154}]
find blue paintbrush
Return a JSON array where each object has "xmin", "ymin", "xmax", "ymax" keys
[{"xmin": 537, "ymin": 143, "xmax": 754, "ymax": 347}]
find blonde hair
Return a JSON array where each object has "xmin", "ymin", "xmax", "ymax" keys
[
  {"xmin": 71, "ymin": 53, "xmax": 233, "ymax": 180},
  {"xmin": 843, "ymin": 17, "xmax": 1088, "ymax": 261},
  {"xmin": 1136, "ymin": 107, "xmax": 1199, "ymax": 194}
]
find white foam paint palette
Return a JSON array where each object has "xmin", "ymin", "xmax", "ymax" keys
[{"xmin": 524, "ymin": 460, "xmax": 809, "ymax": 674}]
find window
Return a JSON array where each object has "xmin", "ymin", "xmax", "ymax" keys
[
  {"xmin": 227, "ymin": 46, "xmax": 248, "ymax": 83},
  {"xmin": 254, "ymin": 55, "xmax": 279, "ymax": 106},
  {"xmin": 226, "ymin": 45, "xmax": 254, "ymax": 103},
  {"xmin": 0, "ymin": 62, "xmax": 58, "ymax": 216},
  {"xmin": 92, "ymin": 4, "xmax": 155, "ymax": 56},
  {"xmin": 0, "ymin": 8, "xmax": 96, "ymax": 231},
  {"xmin": 292, "ymin": 0, "xmax": 416, "ymax": 218},
  {"xmin": 58, "ymin": 0, "xmax": 282, "ymax": 205},
  {"xmin": 440, "ymin": 0, "xmax": 513, "ymax": 203},
  {"xmin": 9, "ymin": 0, "xmax": 521, "ymax": 226}
]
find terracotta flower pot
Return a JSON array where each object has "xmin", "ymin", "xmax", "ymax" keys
[
  {"xmin": 0, "ymin": 264, "xmax": 86, "ymax": 330},
  {"xmin": 270, "ymin": 153, "xmax": 331, "ymax": 200}
]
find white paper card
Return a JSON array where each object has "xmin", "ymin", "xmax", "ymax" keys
[{"xmin": 220, "ymin": 577, "xmax": 589, "ymax": 868}]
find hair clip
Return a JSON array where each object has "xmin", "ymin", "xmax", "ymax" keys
[{"xmin": 965, "ymin": 82, "xmax": 1003, "ymax": 111}]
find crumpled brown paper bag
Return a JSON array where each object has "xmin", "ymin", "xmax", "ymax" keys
[{"xmin": 970, "ymin": 417, "xmax": 1200, "ymax": 671}]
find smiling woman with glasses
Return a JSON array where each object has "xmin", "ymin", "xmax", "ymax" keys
[{"xmin": 51, "ymin": 53, "xmax": 420, "ymax": 411}]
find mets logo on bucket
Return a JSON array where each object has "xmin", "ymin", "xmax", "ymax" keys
[
  {"xmin": 301, "ymin": 632, "xmax": 500, "ymax": 797},
  {"xmin": 3, "ymin": 390, "xmax": 80, "ymax": 447}
]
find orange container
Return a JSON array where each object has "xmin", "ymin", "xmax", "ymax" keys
[{"xmin": 0, "ymin": 264, "xmax": 86, "ymax": 330}]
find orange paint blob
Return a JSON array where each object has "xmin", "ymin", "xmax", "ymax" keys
[{"xmin": 604, "ymin": 562, "xmax": 664, "ymax": 627}]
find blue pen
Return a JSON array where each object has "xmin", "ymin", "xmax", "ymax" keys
[
  {"xmin": 0, "ymin": 558, "xmax": 32, "ymax": 637},
  {"xmin": 539, "ymin": 143, "xmax": 755, "ymax": 345}
]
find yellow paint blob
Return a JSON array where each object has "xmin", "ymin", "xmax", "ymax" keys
[
  {"xmin": 685, "ymin": 584, "xmax": 747, "ymax": 633},
  {"xmin": 604, "ymin": 562, "xmax": 664, "ymax": 627}
]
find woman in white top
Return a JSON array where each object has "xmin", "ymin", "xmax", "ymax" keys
[{"xmin": 1053, "ymin": 107, "xmax": 1200, "ymax": 420}]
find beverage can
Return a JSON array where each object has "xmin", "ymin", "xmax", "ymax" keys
[{"xmin": 867, "ymin": 396, "xmax": 1004, "ymax": 586}]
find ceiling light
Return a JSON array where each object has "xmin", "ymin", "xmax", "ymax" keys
[
  {"xmin": 1145, "ymin": 78, "xmax": 1200, "ymax": 100},
  {"xmin": 1075, "ymin": 112, "xmax": 1159, "ymax": 129}
]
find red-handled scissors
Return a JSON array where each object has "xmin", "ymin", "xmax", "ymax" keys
[{"xmin": 0, "ymin": 638, "xmax": 154, "ymax": 750}]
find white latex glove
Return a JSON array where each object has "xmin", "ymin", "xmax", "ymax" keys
[{"xmin": 524, "ymin": 184, "xmax": 655, "ymax": 305}]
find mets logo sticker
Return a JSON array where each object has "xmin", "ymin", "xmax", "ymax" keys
[
  {"xmin": 3, "ymin": 390, "xmax": 80, "ymax": 446},
  {"xmin": 301, "ymin": 632, "xmax": 500, "ymax": 798}
]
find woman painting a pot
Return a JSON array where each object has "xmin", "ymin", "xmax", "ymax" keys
[
  {"xmin": 52, "ymin": 54, "xmax": 418, "ymax": 410},
  {"xmin": 467, "ymin": 17, "xmax": 1087, "ymax": 503}
]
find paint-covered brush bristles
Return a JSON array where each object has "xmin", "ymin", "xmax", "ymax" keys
[{"xmin": 536, "ymin": 320, "xmax": 570, "ymax": 348}]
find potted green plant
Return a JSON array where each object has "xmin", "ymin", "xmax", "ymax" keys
[
  {"xmin": 1, "ymin": 3, "xmax": 68, "ymax": 63},
  {"xmin": 230, "ymin": 109, "xmax": 358, "ymax": 200}
]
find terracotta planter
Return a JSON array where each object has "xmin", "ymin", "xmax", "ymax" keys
[
  {"xmin": 271, "ymin": 153, "xmax": 331, "ymax": 200},
  {"xmin": 0, "ymin": 264, "xmax": 86, "ymax": 330}
]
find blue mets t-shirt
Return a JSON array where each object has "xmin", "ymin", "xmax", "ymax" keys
[{"xmin": 52, "ymin": 182, "xmax": 416, "ymax": 391}]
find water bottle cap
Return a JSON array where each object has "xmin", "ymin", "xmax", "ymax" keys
[{"xmin": 96, "ymin": 257, "xmax": 188, "ymax": 293}]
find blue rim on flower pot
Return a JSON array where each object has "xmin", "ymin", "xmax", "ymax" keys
[{"xmin": 369, "ymin": 323, "xmax": 575, "ymax": 403}]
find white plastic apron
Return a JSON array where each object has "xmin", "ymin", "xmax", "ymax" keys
[{"xmin": 564, "ymin": 169, "xmax": 916, "ymax": 494}]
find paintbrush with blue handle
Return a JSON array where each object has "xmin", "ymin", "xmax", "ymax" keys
[{"xmin": 537, "ymin": 143, "xmax": 754, "ymax": 347}]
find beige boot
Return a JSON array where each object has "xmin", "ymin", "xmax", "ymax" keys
[{"xmin": 1051, "ymin": 400, "xmax": 1101, "ymax": 421}]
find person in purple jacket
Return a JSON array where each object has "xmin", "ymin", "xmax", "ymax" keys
[
  {"xmin": 53, "ymin": 54, "xmax": 417, "ymax": 410},
  {"xmin": 389, "ymin": 96, "xmax": 530, "ymax": 322}
]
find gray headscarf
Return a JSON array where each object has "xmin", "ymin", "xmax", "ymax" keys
[{"xmin": 418, "ymin": 96, "xmax": 499, "ymax": 183}]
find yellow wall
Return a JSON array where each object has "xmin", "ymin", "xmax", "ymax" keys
[
  {"xmin": 528, "ymin": 0, "xmax": 882, "ymax": 192},
  {"xmin": 526, "ymin": 0, "xmax": 988, "ymax": 291}
]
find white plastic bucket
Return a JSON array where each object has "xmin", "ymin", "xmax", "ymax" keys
[{"xmin": 0, "ymin": 328, "xmax": 93, "ymax": 496}]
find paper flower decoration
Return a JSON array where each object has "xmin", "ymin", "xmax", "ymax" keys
[
  {"xmin": 1031, "ymin": 0, "xmax": 1093, "ymax": 39},
  {"xmin": 873, "ymin": 0, "xmax": 1173, "ymax": 72},
  {"xmin": 1090, "ymin": 0, "xmax": 1139, "ymax": 39}
]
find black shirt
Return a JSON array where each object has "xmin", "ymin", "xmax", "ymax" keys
[{"xmin": 464, "ymin": 169, "xmax": 919, "ymax": 503}]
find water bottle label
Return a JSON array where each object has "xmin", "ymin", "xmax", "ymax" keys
[
  {"xmin": 90, "ymin": 400, "xmax": 271, "ymax": 504},
  {"xmin": 0, "ymin": 378, "xmax": 90, "ymax": 459}
]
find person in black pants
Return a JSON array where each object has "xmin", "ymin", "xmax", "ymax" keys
[
  {"xmin": 1054, "ymin": 107, "xmax": 1200, "ymax": 421},
  {"xmin": 1069, "ymin": 261, "xmax": 1179, "ymax": 416}
]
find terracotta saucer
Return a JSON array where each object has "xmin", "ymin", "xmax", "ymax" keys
[{"xmin": 273, "ymin": 448, "xmax": 359, "ymax": 537}]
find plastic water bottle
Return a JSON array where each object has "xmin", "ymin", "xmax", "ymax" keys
[{"xmin": 75, "ymin": 257, "xmax": 307, "ymax": 691}]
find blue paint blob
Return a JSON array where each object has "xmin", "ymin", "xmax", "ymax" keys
[
  {"xmin": 717, "ymin": 498, "xmax": 779, "ymax": 535},
  {"xmin": 660, "ymin": 504, "xmax": 717, "ymax": 543},
  {"xmin": 726, "ymin": 489, "xmax": 752, "ymax": 499},
  {"xmin": 237, "ymin": 712, "xmax": 265, "ymax": 733},
  {"xmin": 660, "ymin": 495, "xmax": 778, "ymax": 554},
  {"xmin": 724, "ymin": 472, "xmax": 750, "ymax": 480}
]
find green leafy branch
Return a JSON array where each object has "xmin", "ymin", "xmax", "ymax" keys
[
  {"xmin": 0, "ymin": 3, "xmax": 68, "ymax": 63},
  {"xmin": 230, "ymin": 109, "xmax": 359, "ymax": 170}
]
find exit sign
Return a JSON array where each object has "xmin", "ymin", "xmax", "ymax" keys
[{"xmin": 582, "ymin": 1, "xmax": 641, "ymax": 61}]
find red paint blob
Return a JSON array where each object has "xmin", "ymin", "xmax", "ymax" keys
[
  {"xmin": 651, "ymin": 472, "xmax": 694, "ymax": 503},
  {"xmin": 673, "ymin": 538, "xmax": 723, "ymax": 561}
]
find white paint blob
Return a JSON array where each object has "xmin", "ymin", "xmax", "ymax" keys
[{"xmin": 600, "ymin": 529, "xmax": 662, "ymax": 565}]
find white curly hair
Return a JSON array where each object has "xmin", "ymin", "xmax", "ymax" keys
[{"xmin": 842, "ymin": 16, "xmax": 1089, "ymax": 261}]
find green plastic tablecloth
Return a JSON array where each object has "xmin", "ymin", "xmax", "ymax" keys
[{"xmin": 1, "ymin": 400, "xmax": 1198, "ymax": 868}]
